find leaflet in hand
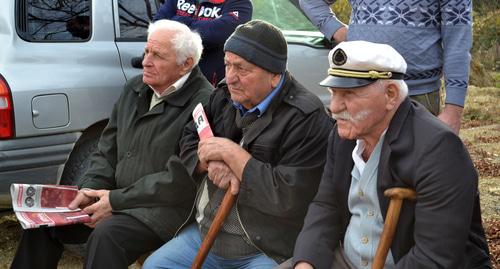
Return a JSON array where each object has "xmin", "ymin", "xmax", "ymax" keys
[
  {"xmin": 11, "ymin": 184, "xmax": 81, "ymax": 212},
  {"xmin": 10, "ymin": 183, "xmax": 91, "ymax": 229},
  {"xmin": 192, "ymin": 103, "xmax": 214, "ymax": 140}
]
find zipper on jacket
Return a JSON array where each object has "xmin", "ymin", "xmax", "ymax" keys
[
  {"xmin": 235, "ymin": 196, "xmax": 269, "ymax": 256},
  {"xmin": 232, "ymin": 135, "xmax": 268, "ymax": 255},
  {"xmin": 173, "ymin": 176, "xmax": 206, "ymax": 237}
]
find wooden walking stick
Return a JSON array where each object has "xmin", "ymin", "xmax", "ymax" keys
[
  {"xmin": 191, "ymin": 189, "xmax": 237, "ymax": 269},
  {"xmin": 190, "ymin": 104, "xmax": 238, "ymax": 269},
  {"xmin": 372, "ymin": 187, "xmax": 417, "ymax": 269}
]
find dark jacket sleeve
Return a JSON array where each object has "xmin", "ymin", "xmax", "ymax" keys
[
  {"xmin": 78, "ymin": 96, "xmax": 120, "ymax": 190},
  {"xmin": 156, "ymin": 0, "xmax": 253, "ymax": 50},
  {"xmin": 178, "ymin": 91, "xmax": 219, "ymax": 177},
  {"xmin": 237, "ymin": 108, "xmax": 333, "ymax": 218},
  {"xmin": 179, "ymin": 121, "xmax": 201, "ymax": 177},
  {"xmin": 397, "ymin": 131, "xmax": 478, "ymax": 268},
  {"xmin": 189, "ymin": 0, "xmax": 252, "ymax": 49},
  {"xmin": 292, "ymin": 130, "xmax": 343, "ymax": 269}
]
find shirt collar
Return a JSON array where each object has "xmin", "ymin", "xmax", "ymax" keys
[
  {"xmin": 232, "ymin": 73, "xmax": 285, "ymax": 117},
  {"xmin": 352, "ymin": 129, "xmax": 387, "ymax": 175},
  {"xmin": 150, "ymin": 71, "xmax": 192, "ymax": 99}
]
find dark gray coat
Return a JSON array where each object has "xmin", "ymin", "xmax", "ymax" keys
[
  {"xmin": 179, "ymin": 72, "xmax": 334, "ymax": 262},
  {"xmin": 293, "ymin": 98, "xmax": 491, "ymax": 268},
  {"xmin": 79, "ymin": 67, "xmax": 213, "ymax": 240}
]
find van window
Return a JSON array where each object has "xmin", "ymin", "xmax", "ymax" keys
[
  {"xmin": 253, "ymin": 0, "xmax": 329, "ymax": 49},
  {"xmin": 252, "ymin": 0, "xmax": 316, "ymax": 31},
  {"xmin": 118, "ymin": 0, "xmax": 158, "ymax": 40},
  {"xmin": 17, "ymin": 0, "xmax": 91, "ymax": 41}
]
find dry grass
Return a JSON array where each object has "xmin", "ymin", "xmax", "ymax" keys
[{"xmin": 460, "ymin": 85, "xmax": 500, "ymax": 267}]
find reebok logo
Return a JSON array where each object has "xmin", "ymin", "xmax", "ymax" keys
[
  {"xmin": 176, "ymin": 0, "xmax": 222, "ymax": 18},
  {"xmin": 177, "ymin": 0, "xmax": 197, "ymax": 14}
]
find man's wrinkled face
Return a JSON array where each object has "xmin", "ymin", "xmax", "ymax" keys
[
  {"xmin": 224, "ymin": 51, "xmax": 279, "ymax": 109},
  {"xmin": 142, "ymin": 29, "xmax": 185, "ymax": 91},
  {"xmin": 329, "ymin": 81, "xmax": 389, "ymax": 140}
]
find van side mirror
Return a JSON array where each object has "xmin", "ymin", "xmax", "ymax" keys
[{"xmin": 131, "ymin": 55, "xmax": 144, "ymax": 69}]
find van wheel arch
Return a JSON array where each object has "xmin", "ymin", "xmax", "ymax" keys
[{"xmin": 60, "ymin": 121, "xmax": 108, "ymax": 186}]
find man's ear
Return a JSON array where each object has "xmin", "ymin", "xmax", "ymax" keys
[
  {"xmin": 270, "ymin": 73, "xmax": 282, "ymax": 88},
  {"xmin": 180, "ymin": 57, "xmax": 194, "ymax": 74},
  {"xmin": 385, "ymin": 81, "xmax": 400, "ymax": 110}
]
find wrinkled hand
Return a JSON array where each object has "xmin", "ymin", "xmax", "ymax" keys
[
  {"xmin": 198, "ymin": 137, "xmax": 252, "ymax": 185},
  {"xmin": 207, "ymin": 161, "xmax": 240, "ymax": 195},
  {"xmin": 79, "ymin": 189, "xmax": 112, "ymax": 228},
  {"xmin": 68, "ymin": 188, "xmax": 97, "ymax": 210},
  {"xmin": 198, "ymin": 137, "xmax": 240, "ymax": 168},
  {"xmin": 438, "ymin": 104, "xmax": 463, "ymax": 134}
]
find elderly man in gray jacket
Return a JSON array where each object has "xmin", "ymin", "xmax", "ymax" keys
[{"xmin": 12, "ymin": 20, "xmax": 213, "ymax": 269}]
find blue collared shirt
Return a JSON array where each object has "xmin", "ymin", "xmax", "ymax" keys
[
  {"xmin": 344, "ymin": 132, "xmax": 395, "ymax": 268},
  {"xmin": 233, "ymin": 74, "xmax": 285, "ymax": 117}
]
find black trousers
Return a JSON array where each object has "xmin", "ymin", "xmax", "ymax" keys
[{"xmin": 11, "ymin": 213, "xmax": 165, "ymax": 269}]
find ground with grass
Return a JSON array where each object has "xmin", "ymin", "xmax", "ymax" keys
[
  {"xmin": 0, "ymin": 85, "xmax": 498, "ymax": 268},
  {"xmin": 461, "ymin": 85, "xmax": 500, "ymax": 267}
]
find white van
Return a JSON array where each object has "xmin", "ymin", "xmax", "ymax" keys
[{"xmin": 0, "ymin": 0, "xmax": 331, "ymax": 207}]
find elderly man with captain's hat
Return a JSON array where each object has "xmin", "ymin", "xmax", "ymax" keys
[{"xmin": 291, "ymin": 41, "xmax": 491, "ymax": 269}]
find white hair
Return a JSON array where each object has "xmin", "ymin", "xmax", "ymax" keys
[
  {"xmin": 147, "ymin": 20, "xmax": 203, "ymax": 67},
  {"xmin": 379, "ymin": 79, "xmax": 408, "ymax": 101}
]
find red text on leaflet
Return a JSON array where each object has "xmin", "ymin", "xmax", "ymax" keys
[
  {"xmin": 41, "ymin": 187, "xmax": 78, "ymax": 208},
  {"xmin": 17, "ymin": 185, "xmax": 23, "ymax": 207},
  {"xmin": 192, "ymin": 103, "xmax": 214, "ymax": 140}
]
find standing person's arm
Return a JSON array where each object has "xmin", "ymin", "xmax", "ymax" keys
[
  {"xmin": 154, "ymin": 0, "xmax": 177, "ymax": 21},
  {"xmin": 299, "ymin": 0, "xmax": 348, "ymax": 42},
  {"xmin": 155, "ymin": 0, "xmax": 252, "ymax": 49},
  {"xmin": 438, "ymin": 0, "xmax": 473, "ymax": 134},
  {"xmin": 183, "ymin": 0, "xmax": 253, "ymax": 49}
]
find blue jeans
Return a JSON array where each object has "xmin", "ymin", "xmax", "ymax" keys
[{"xmin": 143, "ymin": 223, "xmax": 278, "ymax": 269}]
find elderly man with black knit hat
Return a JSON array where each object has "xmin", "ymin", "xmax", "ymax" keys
[
  {"xmin": 143, "ymin": 20, "xmax": 333, "ymax": 269},
  {"xmin": 290, "ymin": 41, "xmax": 492, "ymax": 269}
]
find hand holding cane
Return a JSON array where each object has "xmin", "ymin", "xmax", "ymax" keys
[
  {"xmin": 190, "ymin": 104, "xmax": 237, "ymax": 269},
  {"xmin": 372, "ymin": 187, "xmax": 417, "ymax": 269}
]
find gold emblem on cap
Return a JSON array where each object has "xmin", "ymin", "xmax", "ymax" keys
[
  {"xmin": 328, "ymin": 69, "xmax": 394, "ymax": 79},
  {"xmin": 332, "ymin": 49, "xmax": 347, "ymax": 66}
]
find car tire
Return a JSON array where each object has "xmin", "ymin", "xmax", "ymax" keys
[{"xmin": 60, "ymin": 124, "xmax": 105, "ymax": 186}]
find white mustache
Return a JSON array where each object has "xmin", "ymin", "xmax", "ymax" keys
[
  {"xmin": 331, "ymin": 110, "xmax": 353, "ymax": 121},
  {"xmin": 332, "ymin": 110, "xmax": 370, "ymax": 122}
]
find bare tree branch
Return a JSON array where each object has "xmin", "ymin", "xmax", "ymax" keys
[{"xmin": 118, "ymin": 2, "xmax": 149, "ymax": 26}]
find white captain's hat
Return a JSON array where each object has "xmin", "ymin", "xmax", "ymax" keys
[{"xmin": 320, "ymin": 41, "xmax": 407, "ymax": 89}]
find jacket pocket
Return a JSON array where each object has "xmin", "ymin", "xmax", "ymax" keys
[{"xmin": 249, "ymin": 143, "xmax": 277, "ymax": 164}]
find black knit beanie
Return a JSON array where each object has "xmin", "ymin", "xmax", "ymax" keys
[{"xmin": 224, "ymin": 20, "xmax": 287, "ymax": 74}]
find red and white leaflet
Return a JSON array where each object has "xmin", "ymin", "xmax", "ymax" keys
[
  {"xmin": 11, "ymin": 184, "xmax": 81, "ymax": 212},
  {"xmin": 192, "ymin": 103, "xmax": 214, "ymax": 140},
  {"xmin": 15, "ymin": 211, "xmax": 91, "ymax": 229},
  {"xmin": 10, "ymin": 183, "xmax": 91, "ymax": 229}
]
